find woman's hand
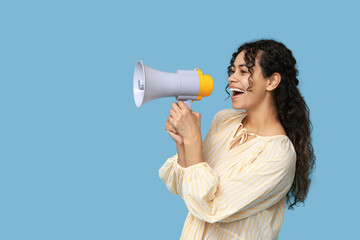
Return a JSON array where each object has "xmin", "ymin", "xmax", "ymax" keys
[
  {"xmin": 167, "ymin": 101, "xmax": 201, "ymax": 143},
  {"xmin": 165, "ymin": 118, "xmax": 183, "ymax": 145}
]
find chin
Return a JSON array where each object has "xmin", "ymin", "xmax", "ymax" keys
[{"xmin": 231, "ymin": 102, "xmax": 246, "ymax": 110}]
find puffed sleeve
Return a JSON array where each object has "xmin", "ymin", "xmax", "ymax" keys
[{"xmin": 159, "ymin": 156, "xmax": 219, "ymax": 200}]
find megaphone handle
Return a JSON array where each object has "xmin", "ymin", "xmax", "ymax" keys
[{"xmin": 184, "ymin": 100, "xmax": 192, "ymax": 109}]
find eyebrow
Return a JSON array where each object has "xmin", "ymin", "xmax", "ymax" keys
[{"xmin": 231, "ymin": 64, "xmax": 247, "ymax": 68}]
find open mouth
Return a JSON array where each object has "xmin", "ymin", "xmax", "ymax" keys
[{"xmin": 230, "ymin": 88, "xmax": 244, "ymax": 96}]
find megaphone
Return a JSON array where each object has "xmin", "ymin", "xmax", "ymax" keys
[{"xmin": 133, "ymin": 60, "xmax": 214, "ymax": 108}]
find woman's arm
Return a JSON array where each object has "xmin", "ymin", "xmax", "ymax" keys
[
  {"xmin": 159, "ymin": 110, "xmax": 218, "ymax": 196},
  {"xmin": 183, "ymin": 135, "xmax": 204, "ymax": 167},
  {"xmin": 176, "ymin": 143, "xmax": 186, "ymax": 167},
  {"xmin": 176, "ymin": 135, "xmax": 205, "ymax": 168}
]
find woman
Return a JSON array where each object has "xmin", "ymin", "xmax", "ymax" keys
[{"xmin": 159, "ymin": 39, "xmax": 315, "ymax": 240}]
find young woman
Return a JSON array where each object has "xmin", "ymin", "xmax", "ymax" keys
[{"xmin": 159, "ymin": 39, "xmax": 315, "ymax": 240}]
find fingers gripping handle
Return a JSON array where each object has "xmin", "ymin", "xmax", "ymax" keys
[{"xmin": 183, "ymin": 100, "xmax": 192, "ymax": 109}]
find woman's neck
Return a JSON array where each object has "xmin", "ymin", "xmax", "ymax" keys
[{"xmin": 243, "ymin": 101, "xmax": 283, "ymax": 136}]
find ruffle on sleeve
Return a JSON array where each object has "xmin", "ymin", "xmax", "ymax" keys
[
  {"xmin": 159, "ymin": 153, "xmax": 185, "ymax": 197},
  {"xmin": 159, "ymin": 154, "xmax": 219, "ymax": 202}
]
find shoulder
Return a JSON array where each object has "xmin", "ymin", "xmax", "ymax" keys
[
  {"xmin": 213, "ymin": 109, "xmax": 246, "ymax": 124},
  {"xmin": 258, "ymin": 136, "xmax": 297, "ymax": 166}
]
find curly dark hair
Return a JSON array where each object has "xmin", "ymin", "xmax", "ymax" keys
[{"xmin": 225, "ymin": 39, "xmax": 316, "ymax": 209}]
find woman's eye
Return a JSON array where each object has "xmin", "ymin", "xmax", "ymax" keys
[{"xmin": 240, "ymin": 70, "xmax": 247, "ymax": 74}]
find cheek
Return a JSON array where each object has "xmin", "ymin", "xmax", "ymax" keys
[
  {"xmin": 247, "ymin": 75, "xmax": 267, "ymax": 92},
  {"xmin": 243, "ymin": 78, "xmax": 255, "ymax": 91},
  {"xmin": 241, "ymin": 77, "xmax": 252, "ymax": 89}
]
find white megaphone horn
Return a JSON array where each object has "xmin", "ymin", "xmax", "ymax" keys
[{"xmin": 133, "ymin": 60, "xmax": 214, "ymax": 109}]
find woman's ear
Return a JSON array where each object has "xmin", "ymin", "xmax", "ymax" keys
[{"xmin": 266, "ymin": 73, "xmax": 281, "ymax": 91}]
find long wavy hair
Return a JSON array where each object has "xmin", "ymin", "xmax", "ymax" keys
[{"xmin": 225, "ymin": 39, "xmax": 316, "ymax": 209}]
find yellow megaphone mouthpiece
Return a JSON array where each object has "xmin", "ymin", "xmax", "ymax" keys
[{"xmin": 196, "ymin": 69, "xmax": 214, "ymax": 101}]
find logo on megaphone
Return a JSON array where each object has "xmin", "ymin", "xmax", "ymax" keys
[{"xmin": 133, "ymin": 60, "xmax": 214, "ymax": 108}]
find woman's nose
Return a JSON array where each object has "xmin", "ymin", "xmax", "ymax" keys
[{"xmin": 228, "ymin": 74, "xmax": 238, "ymax": 83}]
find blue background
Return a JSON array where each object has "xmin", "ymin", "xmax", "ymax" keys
[{"xmin": 1, "ymin": 0, "xmax": 359, "ymax": 239}]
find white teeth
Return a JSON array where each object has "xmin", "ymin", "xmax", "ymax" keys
[{"xmin": 230, "ymin": 88, "xmax": 244, "ymax": 93}]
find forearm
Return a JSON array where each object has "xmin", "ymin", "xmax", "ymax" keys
[
  {"xmin": 183, "ymin": 135, "xmax": 204, "ymax": 167},
  {"xmin": 176, "ymin": 143, "xmax": 186, "ymax": 167}
]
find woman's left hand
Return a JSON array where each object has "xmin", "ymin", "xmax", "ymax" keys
[{"xmin": 168, "ymin": 101, "xmax": 202, "ymax": 142}]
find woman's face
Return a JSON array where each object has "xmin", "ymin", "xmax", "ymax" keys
[{"xmin": 228, "ymin": 51, "xmax": 269, "ymax": 110}]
